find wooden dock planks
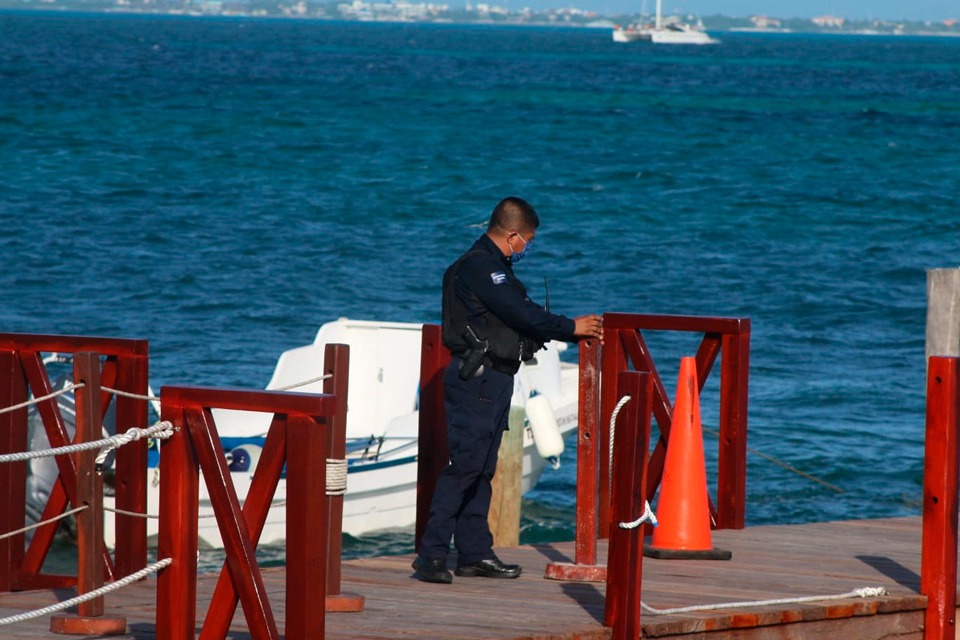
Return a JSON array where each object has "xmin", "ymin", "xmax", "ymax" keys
[{"xmin": 0, "ymin": 517, "xmax": 938, "ymax": 639}]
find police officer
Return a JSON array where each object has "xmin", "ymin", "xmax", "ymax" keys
[{"xmin": 413, "ymin": 196, "xmax": 603, "ymax": 584}]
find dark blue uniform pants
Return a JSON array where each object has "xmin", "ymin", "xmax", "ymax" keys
[{"xmin": 418, "ymin": 361, "xmax": 514, "ymax": 565}]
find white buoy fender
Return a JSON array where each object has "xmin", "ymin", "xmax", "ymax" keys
[{"xmin": 526, "ymin": 394, "xmax": 564, "ymax": 460}]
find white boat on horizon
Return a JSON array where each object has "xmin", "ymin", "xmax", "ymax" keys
[
  {"xmin": 613, "ymin": 0, "xmax": 719, "ymax": 45},
  {"xmin": 32, "ymin": 318, "xmax": 581, "ymax": 548}
]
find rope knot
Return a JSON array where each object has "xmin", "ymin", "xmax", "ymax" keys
[{"xmin": 618, "ymin": 500, "xmax": 658, "ymax": 530}]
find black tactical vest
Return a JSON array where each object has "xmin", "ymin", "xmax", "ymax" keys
[{"xmin": 441, "ymin": 250, "xmax": 536, "ymax": 374}]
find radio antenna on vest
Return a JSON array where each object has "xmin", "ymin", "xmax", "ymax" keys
[{"xmin": 544, "ymin": 277, "xmax": 550, "ymax": 312}]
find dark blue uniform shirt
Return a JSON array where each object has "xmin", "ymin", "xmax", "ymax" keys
[{"xmin": 455, "ymin": 234, "xmax": 576, "ymax": 345}]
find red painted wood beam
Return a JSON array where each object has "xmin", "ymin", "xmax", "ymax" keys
[
  {"xmin": 156, "ymin": 404, "xmax": 200, "ymax": 640},
  {"xmin": 604, "ymin": 371, "xmax": 653, "ymax": 637},
  {"xmin": 603, "ymin": 313, "xmax": 749, "ymax": 334},
  {"xmin": 202, "ymin": 416, "xmax": 288, "ymax": 637},
  {"xmin": 286, "ymin": 414, "xmax": 329, "ymax": 639},
  {"xmin": 323, "ymin": 344, "xmax": 349, "ymax": 600},
  {"xmin": 575, "ymin": 339, "xmax": 600, "ymax": 565},
  {"xmin": 161, "ymin": 385, "xmax": 336, "ymax": 416},
  {"xmin": 187, "ymin": 406, "xmax": 279, "ymax": 639},
  {"xmin": 113, "ymin": 353, "xmax": 150, "ymax": 577},
  {"xmin": 921, "ymin": 356, "xmax": 960, "ymax": 640},
  {"xmin": 415, "ymin": 324, "xmax": 450, "ymax": 553},
  {"xmin": 717, "ymin": 330, "xmax": 750, "ymax": 529},
  {"xmin": 0, "ymin": 334, "xmax": 147, "ymax": 356},
  {"xmin": 73, "ymin": 353, "xmax": 105, "ymax": 618},
  {"xmin": 0, "ymin": 350, "xmax": 28, "ymax": 593}
]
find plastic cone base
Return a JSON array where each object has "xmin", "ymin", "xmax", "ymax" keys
[{"xmin": 643, "ymin": 545, "xmax": 732, "ymax": 561}]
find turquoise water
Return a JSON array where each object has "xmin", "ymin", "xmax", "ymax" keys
[{"xmin": 2, "ymin": 13, "xmax": 960, "ymax": 563}]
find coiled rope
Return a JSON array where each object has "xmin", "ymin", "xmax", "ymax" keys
[
  {"xmin": 0, "ymin": 421, "xmax": 175, "ymax": 465},
  {"xmin": 0, "ymin": 382, "xmax": 85, "ymax": 416},
  {"xmin": 640, "ymin": 586, "xmax": 888, "ymax": 616},
  {"xmin": 326, "ymin": 458, "xmax": 348, "ymax": 495},
  {"xmin": 0, "ymin": 558, "xmax": 172, "ymax": 627}
]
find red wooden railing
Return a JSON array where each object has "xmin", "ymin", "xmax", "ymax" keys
[
  {"xmin": 600, "ymin": 313, "xmax": 750, "ymax": 534},
  {"xmin": 920, "ymin": 356, "xmax": 960, "ymax": 640},
  {"xmin": 415, "ymin": 324, "xmax": 451, "ymax": 552},
  {"xmin": 603, "ymin": 370, "xmax": 653, "ymax": 639},
  {"xmin": 544, "ymin": 340, "xmax": 607, "ymax": 581},
  {"xmin": 0, "ymin": 333, "xmax": 150, "ymax": 593},
  {"xmin": 156, "ymin": 344, "xmax": 354, "ymax": 639}
]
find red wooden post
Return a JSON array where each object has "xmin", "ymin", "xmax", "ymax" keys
[
  {"xmin": 718, "ymin": 327, "xmax": 750, "ymax": 529},
  {"xmin": 0, "ymin": 350, "xmax": 28, "ymax": 593},
  {"xmin": 599, "ymin": 323, "xmax": 627, "ymax": 538},
  {"xmin": 920, "ymin": 356, "xmax": 960, "ymax": 640},
  {"xmin": 545, "ymin": 340, "xmax": 608, "ymax": 582},
  {"xmin": 73, "ymin": 353, "xmax": 104, "ymax": 619},
  {"xmin": 604, "ymin": 371, "xmax": 653, "ymax": 637},
  {"xmin": 322, "ymin": 343, "xmax": 363, "ymax": 612},
  {"xmin": 575, "ymin": 339, "xmax": 601, "ymax": 565},
  {"xmin": 286, "ymin": 413, "xmax": 329, "ymax": 639},
  {"xmin": 156, "ymin": 401, "xmax": 200, "ymax": 640},
  {"xmin": 113, "ymin": 353, "xmax": 149, "ymax": 577},
  {"xmin": 51, "ymin": 352, "xmax": 126, "ymax": 634},
  {"xmin": 415, "ymin": 323, "xmax": 450, "ymax": 552}
]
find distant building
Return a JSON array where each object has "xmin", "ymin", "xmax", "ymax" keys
[
  {"xmin": 750, "ymin": 15, "xmax": 781, "ymax": 28},
  {"xmin": 944, "ymin": 18, "xmax": 958, "ymax": 27},
  {"xmin": 812, "ymin": 15, "xmax": 845, "ymax": 28}
]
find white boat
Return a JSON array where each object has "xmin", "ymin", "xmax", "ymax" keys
[
  {"xmin": 613, "ymin": 0, "xmax": 718, "ymax": 45},
  {"xmin": 612, "ymin": 24, "xmax": 652, "ymax": 42},
  {"xmin": 90, "ymin": 318, "xmax": 579, "ymax": 548}
]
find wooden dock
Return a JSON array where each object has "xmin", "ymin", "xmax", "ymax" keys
[{"xmin": 0, "ymin": 516, "xmax": 937, "ymax": 639}]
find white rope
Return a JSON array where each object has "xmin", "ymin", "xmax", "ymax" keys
[
  {"xmin": 100, "ymin": 386, "xmax": 159, "ymax": 403},
  {"xmin": 0, "ymin": 421, "xmax": 175, "ymax": 465},
  {"xmin": 618, "ymin": 500, "xmax": 658, "ymax": 529},
  {"xmin": 102, "ymin": 505, "xmax": 219, "ymax": 520},
  {"xmin": 102, "ymin": 506, "xmax": 158, "ymax": 520},
  {"xmin": 0, "ymin": 557, "xmax": 172, "ymax": 627},
  {"xmin": 94, "ymin": 421, "xmax": 176, "ymax": 467},
  {"xmin": 326, "ymin": 458, "xmax": 347, "ymax": 495},
  {"xmin": 275, "ymin": 373, "xmax": 332, "ymax": 392},
  {"xmin": 640, "ymin": 586, "xmax": 889, "ymax": 616},
  {"xmin": 0, "ymin": 505, "xmax": 88, "ymax": 541},
  {"xmin": 609, "ymin": 395, "xmax": 631, "ymax": 485},
  {"xmin": 0, "ymin": 383, "xmax": 85, "ymax": 417}
]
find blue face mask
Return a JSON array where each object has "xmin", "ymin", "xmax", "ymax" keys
[{"xmin": 510, "ymin": 233, "xmax": 532, "ymax": 264}]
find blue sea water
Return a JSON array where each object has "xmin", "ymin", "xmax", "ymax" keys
[{"xmin": 1, "ymin": 13, "xmax": 960, "ymax": 564}]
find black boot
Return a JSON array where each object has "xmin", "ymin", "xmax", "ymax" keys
[
  {"xmin": 412, "ymin": 556, "xmax": 453, "ymax": 584},
  {"xmin": 455, "ymin": 556, "xmax": 522, "ymax": 579}
]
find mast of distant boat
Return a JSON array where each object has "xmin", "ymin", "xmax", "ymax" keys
[{"xmin": 655, "ymin": 0, "xmax": 662, "ymax": 29}]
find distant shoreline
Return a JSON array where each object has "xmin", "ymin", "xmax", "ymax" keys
[{"xmin": 2, "ymin": 6, "xmax": 959, "ymax": 39}]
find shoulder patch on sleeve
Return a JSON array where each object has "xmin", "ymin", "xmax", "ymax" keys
[{"xmin": 490, "ymin": 271, "xmax": 507, "ymax": 285}]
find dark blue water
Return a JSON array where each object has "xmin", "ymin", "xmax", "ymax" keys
[{"xmin": 2, "ymin": 13, "xmax": 960, "ymax": 561}]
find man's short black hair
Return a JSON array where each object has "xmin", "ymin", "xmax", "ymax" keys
[{"xmin": 487, "ymin": 196, "xmax": 541, "ymax": 233}]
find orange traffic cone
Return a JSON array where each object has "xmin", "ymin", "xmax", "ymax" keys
[{"xmin": 644, "ymin": 357, "xmax": 731, "ymax": 560}]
